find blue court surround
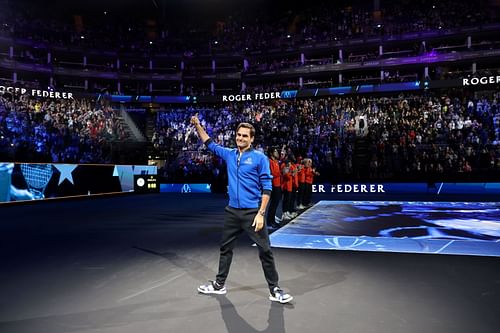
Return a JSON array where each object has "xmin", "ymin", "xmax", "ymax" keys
[{"xmin": 269, "ymin": 201, "xmax": 500, "ymax": 257}]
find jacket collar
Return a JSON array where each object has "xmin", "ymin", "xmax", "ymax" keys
[{"xmin": 236, "ymin": 145, "xmax": 255, "ymax": 154}]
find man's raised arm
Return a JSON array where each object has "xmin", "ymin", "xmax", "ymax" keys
[{"xmin": 190, "ymin": 113, "xmax": 210, "ymax": 144}]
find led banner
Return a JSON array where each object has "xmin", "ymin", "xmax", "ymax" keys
[
  {"xmin": 0, "ymin": 86, "xmax": 73, "ymax": 99},
  {"xmin": 101, "ymin": 78, "xmax": 498, "ymax": 105},
  {"xmin": 160, "ymin": 183, "xmax": 211, "ymax": 193},
  {"xmin": 313, "ymin": 183, "xmax": 500, "ymax": 195},
  {"xmin": 0, "ymin": 162, "xmax": 157, "ymax": 203}
]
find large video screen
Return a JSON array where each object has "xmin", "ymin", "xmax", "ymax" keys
[
  {"xmin": 0, "ymin": 162, "xmax": 156, "ymax": 203},
  {"xmin": 270, "ymin": 201, "xmax": 500, "ymax": 257}
]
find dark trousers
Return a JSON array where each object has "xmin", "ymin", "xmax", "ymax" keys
[
  {"xmin": 267, "ymin": 186, "xmax": 282, "ymax": 226},
  {"xmin": 290, "ymin": 186, "xmax": 297, "ymax": 212},
  {"xmin": 304, "ymin": 183, "xmax": 313, "ymax": 206},
  {"xmin": 297, "ymin": 183, "xmax": 306, "ymax": 206},
  {"xmin": 282, "ymin": 190, "xmax": 291, "ymax": 213},
  {"xmin": 216, "ymin": 206, "xmax": 279, "ymax": 292}
]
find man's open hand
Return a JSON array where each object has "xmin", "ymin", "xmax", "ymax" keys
[{"xmin": 252, "ymin": 214, "xmax": 264, "ymax": 232}]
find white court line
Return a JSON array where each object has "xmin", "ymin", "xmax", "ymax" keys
[
  {"xmin": 433, "ymin": 240, "xmax": 455, "ymax": 254},
  {"xmin": 117, "ymin": 272, "xmax": 186, "ymax": 302},
  {"xmin": 437, "ymin": 182, "xmax": 444, "ymax": 195}
]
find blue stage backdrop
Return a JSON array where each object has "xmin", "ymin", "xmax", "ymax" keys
[
  {"xmin": 0, "ymin": 162, "xmax": 157, "ymax": 203},
  {"xmin": 157, "ymin": 182, "xmax": 500, "ymax": 195},
  {"xmin": 270, "ymin": 201, "xmax": 500, "ymax": 257}
]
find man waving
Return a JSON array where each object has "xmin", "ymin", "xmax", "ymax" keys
[{"xmin": 191, "ymin": 114, "xmax": 293, "ymax": 304}]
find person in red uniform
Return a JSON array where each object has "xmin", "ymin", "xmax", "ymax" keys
[
  {"xmin": 303, "ymin": 158, "xmax": 320, "ymax": 207},
  {"xmin": 281, "ymin": 158, "xmax": 294, "ymax": 221},
  {"xmin": 296, "ymin": 158, "xmax": 306, "ymax": 209},
  {"xmin": 267, "ymin": 147, "xmax": 282, "ymax": 228},
  {"xmin": 289, "ymin": 157, "xmax": 299, "ymax": 218}
]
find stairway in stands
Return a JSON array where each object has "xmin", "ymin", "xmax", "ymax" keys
[
  {"xmin": 145, "ymin": 109, "xmax": 156, "ymax": 141},
  {"xmin": 143, "ymin": 109, "xmax": 160, "ymax": 160},
  {"xmin": 117, "ymin": 107, "xmax": 147, "ymax": 142},
  {"xmin": 353, "ymin": 137, "xmax": 370, "ymax": 178}
]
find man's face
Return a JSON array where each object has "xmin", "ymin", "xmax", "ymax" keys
[{"xmin": 236, "ymin": 127, "xmax": 254, "ymax": 150}]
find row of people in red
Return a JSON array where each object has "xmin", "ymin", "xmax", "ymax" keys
[{"xmin": 267, "ymin": 147, "xmax": 320, "ymax": 228}]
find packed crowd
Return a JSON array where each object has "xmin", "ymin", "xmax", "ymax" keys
[
  {"xmin": 365, "ymin": 95, "xmax": 500, "ymax": 178},
  {"xmin": 154, "ymin": 91, "xmax": 500, "ymax": 182},
  {"xmin": 0, "ymin": 91, "xmax": 127, "ymax": 163}
]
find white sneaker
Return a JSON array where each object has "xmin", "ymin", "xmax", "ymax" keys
[
  {"xmin": 198, "ymin": 281, "xmax": 227, "ymax": 295},
  {"xmin": 290, "ymin": 212, "xmax": 298, "ymax": 218},
  {"xmin": 297, "ymin": 204, "xmax": 305, "ymax": 209},
  {"xmin": 269, "ymin": 287, "xmax": 293, "ymax": 304},
  {"xmin": 282, "ymin": 212, "xmax": 291, "ymax": 220}
]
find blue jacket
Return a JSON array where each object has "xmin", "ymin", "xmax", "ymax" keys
[{"xmin": 206, "ymin": 139, "xmax": 272, "ymax": 208}]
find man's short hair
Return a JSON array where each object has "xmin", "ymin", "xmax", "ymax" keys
[{"xmin": 236, "ymin": 122, "xmax": 256, "ymax": 137}]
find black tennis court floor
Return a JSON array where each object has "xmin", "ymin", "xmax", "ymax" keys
[{"xmin": 0, "ymin": 193, "xmax": 499, "ymax": 333}]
